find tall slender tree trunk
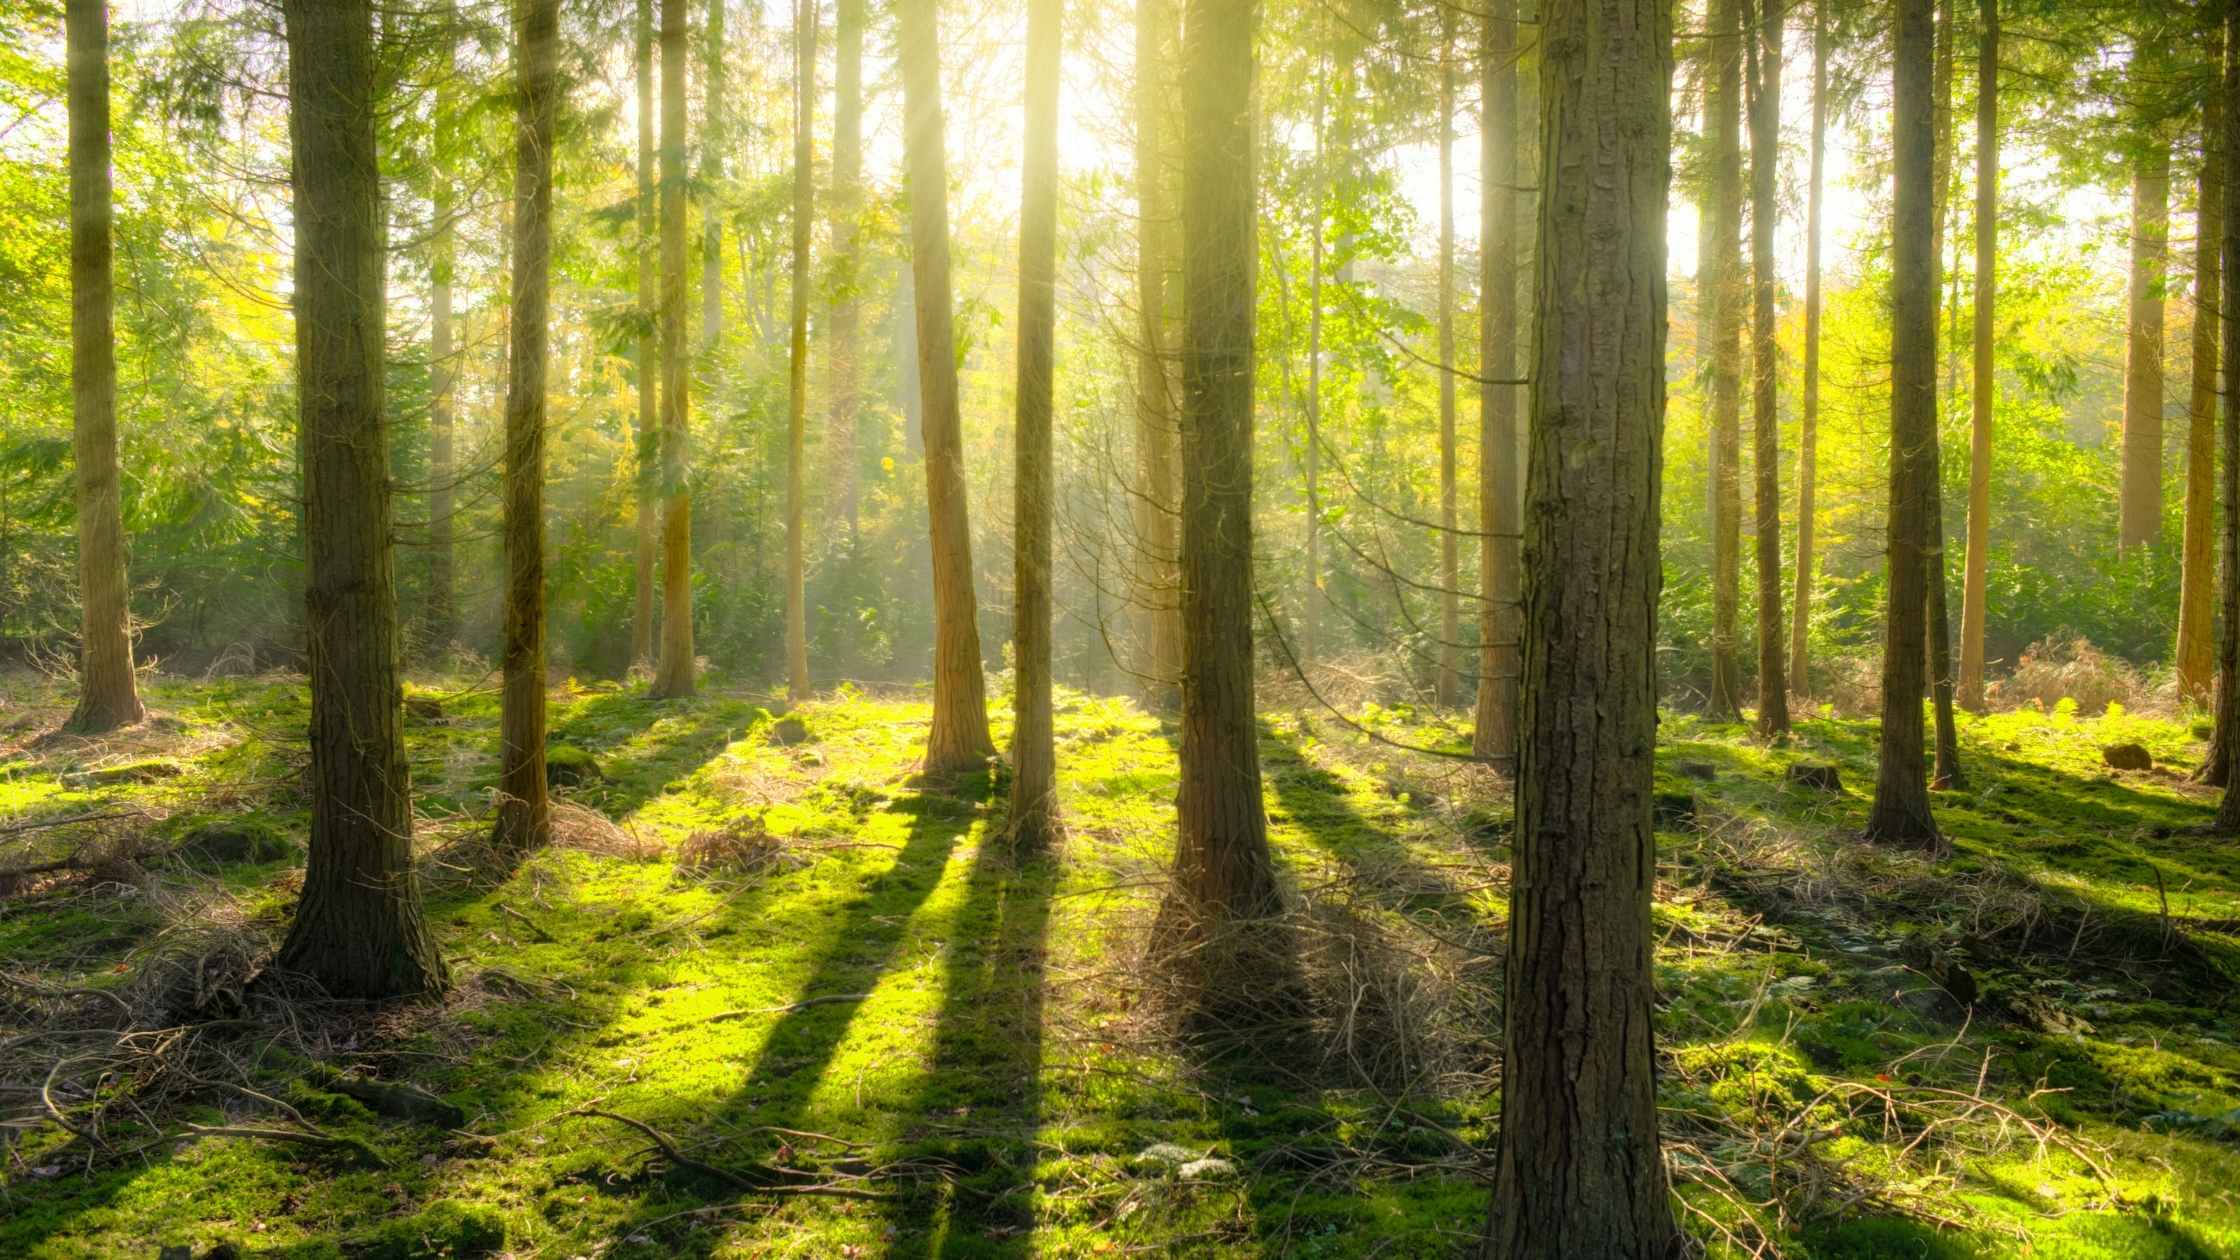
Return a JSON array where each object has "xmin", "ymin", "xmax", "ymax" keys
[
  {"xmin": 2212, "ymin": 10, "xmax": 2240, "ymax": 824},
  {"xmin": 1746, "ymin": 0, "xmax": 1788, "ymax": 735},
  {"xmin": 1959, "ymin": 0, "xmax": 1998, "ymax": 711},
  {"xmin": 1164, "ymin": 0, "xmax": 1278, "ymax": 932},
  {"xmin": 632, "ymin": 0, "xmax": 657, "ymax": 671},
  {"xmin": 2181, "ymin": 28, "xmax": 2225, "ymax": 709},
  {"xmin": 1707, "ymin": 0, "xmax": 1745, "ymax": 719},
  {"xmin": 701, "ymin": 0, "xmax": 725, "ymax": 358},
  {"xmin": 65, "ymin": 0, "xmax": 143, "ymax": 734},
  {"xmin": 1133, "ymin": 0, "xmax": 1183, "ymax": 707},
  {"xmin": 785, "ymin": 0, "xmax": 814, "ymax": 701},
  {"xmin": 650, "ymin": 0, "xmax": 696, "ymax": 698},
  {"xmin": 1472, "ymin": 0, "xmax": 1519, "ymax": 764},
  {"xmin": 427, "ymin": 4, "xmax": 457, "ymax": 658},
  {"xmin": 1790, "ymin": 0, "xmax": 1825, "ymax": 696},
  {"xmin": 2121, "ymin": 143, "xmax": 2171, "ymax": 551},
  {"xmin": 1009, "ymin": 0, "xmax": 1062, "ymax": 849},
  {"xmin": 274, "ymin": 0, "xmax": 446, "ymax": 999},
  {"xmin": 1866, "ymin": 0, "xmax": 1943, "ymax": 851},
  {"xmin": 1436, "ymin": 10, "xmax": 1461, "ymax": 708},
  {"xmin": 1303, "ymin": 79, "xmax": 1326, "ymax": 672},
  {"xmin": 826, "ymin": 0, "xmax": 864, "ymax": 536},
  {"xmin": 899, "ymin": 0, "xmax": 996, "ymax": 773},
  {"xmin": 493, "ymin": 0, "xmax": 558, "ymax": 856},
  {"xmin": 1925, "ymin": 0, "xmax": 1963, "ymax": 789},
  {"xmin": 1482, "ymin": 0, "xmax": 1679, "ymax": 1249}
]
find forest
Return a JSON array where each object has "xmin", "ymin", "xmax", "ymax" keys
[{"xmin": 3, "ymin": 0, "xmax": 2240, "ymax": 1255}]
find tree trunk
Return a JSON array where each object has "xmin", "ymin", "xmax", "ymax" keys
[
  {"xmin": 493, "ymin": 0, "xmax": 558, "ymax": 856},
  {"xmin": 2180, "ymin": 27, "xmax": 2225, "ymax": 709},
  {"xmin": 1707, "ymin": 0, "xmax": 1744, "ymax": 720},
  {"xmin": 1746, "ymin": 0, "xmax": 1788, "ymax": 736},
  {"xmin": 701, "ymin": 0, "xmax": 725, "ymax": 360},
  {"xmin": 1472, "ymin": 0, "xmax": 1520, "ymax": 765},
  {"xmin": 1865, "ymin": 0, "xmax": 1943, "ymax": 851},
  {"xmin": 1165, "ymin": 0, "xmax": 1278, "ymax": 930},
  {"xmin": 64, "ymin": 0, "xmax": 144, "ymax": 735},
  {"xmin": 1790, "ymin": 0, "xmax": 1825, "ymax": 697},
  {"xmin": 1482, "ymin": 0, "xmax": 1679, "ymax": 1249},
  {"xmin": 1009, "ymin": 0, "xmax": 1062, "ymax": 849},
  {"xmin": 899, "ymin": 0, "xmax": 996, "ymax": 773},
  {"xmin": 2121, "ymin": 143, "xmax": 2171, "ymax": 552},
  {"xmin": 1958, "ymin": 0, "xmax": 1997, "ymax": 711},
  {"xmin": 2214, "ymin": 13, "xmax": 2240, "ymax": 813},
  {"xmin": 427, "ymin": 3, "xmax": 457, "ymax": 659},
  {"xmin": 632, "ymin": 0, "xmax": 657, "ymax": 671},
  {"xmin": 785, "ymin": 0, "xmax": 814, "ymax": 702},
  {"xmin": 1436, "ymin": 8, "xmax": 1461, "ymax": 708},
  {"xmin": 274, "ymin": 0, "xmax": 446, "ymax": 999},
  {"xmin": 650, "ymin": 0, "xmax": 696, "ymax": 699},
  {"xmin": 1133, "ymin": 0, "xmax": 1183, "ymax": 708},
  {"xmin": 1925, "ymin": 0, "xmax": 1962, "ymax": 790},
  {"xmin": 826, "ymin": 0, "xmax": 864, "ymax": 536},
  {"xmin": 1303, "ymin": 80, "xmax": 1326, "ymax": 673}
]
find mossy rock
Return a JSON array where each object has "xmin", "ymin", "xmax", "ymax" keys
[
  {"xmin": 1786, "ymin": 762, "xmax": 1844, "ymax": 792},
  {"xmin": 770, "ymin": 715, "xmax": 812, "ymax": 746},
  {"xmin": 1654, "ymin": 791, "xmax": 1697, "ymax": 830},
  {"xmin": 2101, "ymin": 742, "xmax": 2153, "ymax": 771},
  {"xmin": 176, "ymin": 815, "xmax": 298, "ymax": 865},
  {"xmin": 544, "ymin": 743, "xmax": 603, "ymax": 787},
  {"xmin": 349, "ymin": 1201, "xmax": 504, "ymax": 1259}
]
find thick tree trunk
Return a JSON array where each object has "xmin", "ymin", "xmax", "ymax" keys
[
  {"xmin": 899, "ymin": 0, "xmax": 996, "ymax": 773},
  {"xmin": 492, "ymin": 0, "xmax": 558, "ymax": 857},
  {"xmin": 1472, "ymin": 0, "xmax": 1520, "ymax": 764},
  {"xmin": 650, "ymin": 0, "xmax": 696, "ymax": 699},
  {"xmin": 1866, "ymin": 0, "xmax": 1943, "ymax": 851},
  {"xmin": 1133, "ymin": 0, "xmax": 1183, "ymax": 707},
  {"xmin": 1481, "ymin": 0, "xmax": 1679, "ymax": 1249},
  {"xmin": 1707, "ymin": 0, "xmax": 1744, "ymax": 720},
  {"xmin": 2181, "ymin": 29, "xmax": 2225, "ymax": 709},
  {"xmin": 1165, "ymin": 0, "xmax": 1278, "ymax": 930},
  {"xmin": 1958, "ymin": 0, "xmax": 1997, "ymax": 711},
  {"xmin": 1009, "ymin": 0, "xmax": 1061, "ymax": 850},
  {"xmin": 1790, "ymin": 0, "xmax": 1825, "ymax": 697},
  {"xmin": 2121, "ymin": 144, "xmax": 2171, "ymax": 551},
  {"xmin": 65, "ymin": 0, "xmax": 144, "ymax": 735},
  {"xmin": 632, "ymin": 0, "xmax": 657, "ymax": 671},
  {"xmin": 274, "ymin": 0, "xmax": 446, "ymax": 999},
  {"xmin": 785, "ymin": 0, "xmax": 813, "ymax": 701},
  {"xmin": 1436, "ymin": 10, "xmax": 1461, "ymax": 708},
  {"xmin": 826, "ymin": 0, "xmax": 864, "ymax": 536},
  {"xmin": 1747, "ymin": 0, "xmax": 1788, "ymax": 736}
]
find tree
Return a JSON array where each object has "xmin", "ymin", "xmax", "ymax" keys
[
  {"xmin": 1133, "ymin": 0, "xmax": 1183, "ymax": 705},
  {"xmin": 701, "ymin": 0, "xmax": 724, "ymax": 363},
  {"xmin": 826, "ymin": 0, "xmax": 865, "ymax": 535},
  {"xmin": 1482, "ymin": 0, "xmax": 1678, "ymax": 1249},
  {"xmin": 785, "ymin": 0, "xmax": 813, "ymax": 702},
  {"xmin": 1865, "ymin": 0, "xmax": 1943, "ymax": 851},
  {"xmin": 1472, "ymin": 0, "xmax": 1519, "ymax": 764},
  {"xmin": 1165, "ymin": 0, "xmax": 1278, "ymax": 932},
  {"xmin": 64, "ymin": 0, "xmax": 144, "ymax": 734},
  {"xmin": 1746, "ymin": 0, "xmax": 1788, "ymax": 735},
  {"xmin": 1436, "ymin": 7, "xmax": 1461, "ymax": 708},
  {"xmin": 2179, "ymin": 23, "xmax": 2225, "ymax": 708},
  {"xmin": 273, "ymin": 0, "xmax": 446, "ymax": 999},
  {"xmin": 2214, "ymin": 9, "xmax": 2240, "ymax": 823},
  {"xmin": 631, "ymin": 0, "xmax": 657, "ymax": 671},
  {"xmin": 427, "ymin": 2, "xmax": 458, "ymax": 659},
  {"xmin": 650, "ymin": 0, "xmax": 695, "ymax": 699},
  {"xmin": 1008, "ymin": 0, "xmax": 1062, "ymax": 849},
  {"xmin": 1707, "ymin": 0, "xmax": 1745, "ymax": 720},
  {"xmin": 1790, "ymin": 0, "xmax": 1827, "ymax": 696},
  {"xmin": 492, "ymin": 0, "xmax": 559, "ymax": 857},
  {"xmin": 2119, "ymin": 138, "xmax": 2170, "ymax": 551},
  {"xmin": 1958, "ymin": 0, "xmax": 1997, "ymax": 711},
  {"xmin": 1924, "ymin": 0, "xmax": 1962, "ymax": 791},
  {"xmin": 898, "ymin": 0, "xmax": 996, "ymax": 773}
]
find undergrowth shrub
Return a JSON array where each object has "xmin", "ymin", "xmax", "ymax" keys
[{"xmin": 1994, "ymin": 636, "xmax": 2144, "ymax": 715}]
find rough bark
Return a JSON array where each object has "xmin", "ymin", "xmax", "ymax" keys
[
  {"xmin": 1472, "ymin": 0, "xmax": 1520, "ymax": 764},
  {"xmin": 492, "ymin": 0, "xmax": 557, "ymax": 857},
  {"xmin": 2121, "ymin": 144, "xmax": 2171, "ymax": 551},
  {"xmin": 1866, "ymin": 0, "xmax": 1944, "ymax": 851},
  {"xmin": 1958, "ymin": 0, "xmax": 1997, "ymax": 711},
  {"xmin": 2214, "ymin": 12, "xmax": 2240, "ymax": 817},
  {"xmin": 1481, "ymin": 0, "xmax": 1679, "ymax": 1249},
  {"xmin": 898, "ymin": 0, "xmax": 996, "ymax": 773},
  {"xmin": 786, "ymin": 0, "xmax": 814, "ymax": 701},
  {"xmin": 631, "ymin": 0, "xmax": 657, "ymax": 670},
  {"xmin": 65, "ymin": 0, "xmax": 144, "ymax": 734},
  {"xmin": 826, "ymin": 0, "xmax": 864, "ymax": 535},
  {"xmin": 650, "ymin": 0, "xmax": 696, "ymax": 699},
  {"xmin": 1008, "ymin": 0, "xmax": 1061, "ymax": 849},
  {"xmin": 1707, "ymin": 0, "xmax": 1745, "ymax": 720},
  {"xmin": 1132, "ymin": 0, "xmax": 1183, "ymax": 707},
  {"xmin": 1436, "ymin": 9, "xmax": 1461, "ymax": 708},
  {"xmin": 2180, "ymin": 27, "xmax": 2225, "ymax": 709},
  {"xmin": 1746, "ymin": 0, "xmax": 1787, "ymax": 736},
  {"xmin": 274, "ymin": 0, "xmax": 446, "ymax": 999},
  {"xmin": 1790, "ymin": 0, "xmax": 1825, "ymax": 696},
  {"xmin": 1165, "ymin": 0, "xmax": 1278, "ymax": 928}
]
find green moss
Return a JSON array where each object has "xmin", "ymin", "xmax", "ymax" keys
[{"xmin": 351, "ymin": 1201, "xmax": 505, "ymax": 1259}]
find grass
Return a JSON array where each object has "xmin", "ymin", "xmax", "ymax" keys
[{"xmin": 0, "ymin": 674, "xmax": 2236, "ymax": 1258}]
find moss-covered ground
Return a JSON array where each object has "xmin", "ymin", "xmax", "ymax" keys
[{"xmin": 2, "ymin": 675, "xmax": 2237, "ymax": 1258}]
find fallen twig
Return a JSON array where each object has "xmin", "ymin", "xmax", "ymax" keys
[
  {"xmin": 707, "ymin": 993, "xmax": 870, "ymax": 1022},
  {"xmin": 571, "ymin": 1108, "xmax": 894, "ymax": 1200}
]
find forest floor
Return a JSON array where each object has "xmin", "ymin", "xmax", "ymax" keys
[{"xmin": 1, "ymin": 672, "xmax": 2237, "ymax": 1259}]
